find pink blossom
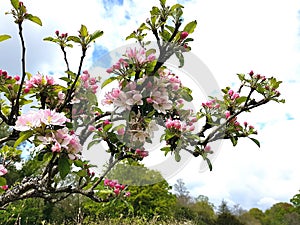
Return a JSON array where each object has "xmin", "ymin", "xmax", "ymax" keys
[
  {"xmin": 117, "ymin": 127, "xmax": 125, "ymax": 135},
  {"xmin": 0, "ymin": 164, "xmax": 8, "ymax": 176},
  {"xmin": 125, "ymin": 192, "xmax": 131, "ymax": 197},
  {"xmin": 51, "ymin": 141, "xmax": 61, "ymax": 153},
  {"xmin": 1, "ymin": 185, "xmax": 8, "ymax": 191},
  {"xmin": 225, "ymin": 111, "xmax": 231, "ymax": 119},
  {"xmin": 104, "ymin": 179, "xmax": 111, "ymax": 186},
  {"xmin": 88, "ymin": 125, "xmax": 96, "ymax": 132},
  {"xmin": 244, "ymin": 121, "xmax": 248, "ymax": 127},
  {"xmin": 103, "ymin": 120, "xmax": 110, "ymax": 125},
  {"xmin": 40, "ymin": 109, "xmax": 69, "ymax": 126}
]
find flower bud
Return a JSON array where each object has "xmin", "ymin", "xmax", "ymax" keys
[
  {"xmin": 55, "ymin": 30, "xmax": 59, "ymax": 36},
  {"xmin": 249, "ymin": 70, "xmax": 254, "ymax": 76},
  {"xmin": 180, "ymin": 31, "xmax": 189, "ymax": 39}
]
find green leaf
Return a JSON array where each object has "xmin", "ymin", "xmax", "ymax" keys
[
  {"xmin": 230, "ymin": 136, "xmax": 238, "ymax": 146},
  {"xmin": 87, "ymin": 140, "xmax": 101, "ymax": 150},
  {"xmin": 103, "ymin": 123, "xmax": 113, "ymax": 132},
  {"xmin": 174, "ymin": 151, "xmax": 181, "ymax": 162},
  {"xmin": 146, "ymin": 48, "xmax": 156, "ymax": 57},
  {"xmin": 67, "ymin": 36, "xmax": 81, "ymax": 44},
  {"xmin": 74, "ymin": 159, "xmax": 84, "ymax": 167},
  {"xmin": 10, "ymin": 0, "xmax": 19, "ymax": 10},
  {"xmin": 80, "ymin": 24, "xmax": 88, "ymax": 37},
  {"xmin": 43, "ymin": 37, "xmax": 55, "ymax": 42},
  {"xmin": 58, "ymin": 156, "xmax": 71, "ymax": 179},
  {"xmin": 183, "ymin": 20, "xmax": 197, "ymax": 34},
  {"xmin": 89, "ymin": 30, "xmax": 103, "ymax": 43},
  {"xmin": 180, "ymin": 87, "xmax": 193, "ymax": 102},
  {"xmin": 170, "ymin": 4, "xmax": 184, "ymax": 12},
  {"xmin": 160, "ymin": 0, "xmax": 166, "ymax": 7},
  {"xmin": 101, "ymin": 77, "xmax": 117, "ymax": 88},
  {"xmin": 14, "ymin": 130, "xmax": 33, "ymax": 148},
  {"xmin": 77, "ymin": 169, "xmax": 87, "ymax": 177},
  {"xmin": 175, "ymin": 51, "xmax": 184, "ymax": 68},
  {"xmin": 160, "ymin": 30, "xmax": 171, "ymax": 41},
  {"xmin": 249, "ymin": 137, "xmax": 260, "ymax": 148},
  {"xmin": 25, "ymin": 14, "xmax": 42, "ymax": 26},
  {"xmin": 235, "ymin": 96, "xmax": 247, "ymax": 105},
  {"xmin": 0, "ymin": 35, "xmax": 11, "ymax": 43},
  {"xmin": 150, "ymin": 6, "xmax": 160, "ymax": 16},
  {"xmin": 0, "ymin": 177, "xmax": 7, "ymax": 186},
  {"xmin": 205, "ymin": 157, "xmax": 213, "ymax": 171},
  {"xmin": 165, "ymin": 130, "xmax": 176, "ymax": 141}
]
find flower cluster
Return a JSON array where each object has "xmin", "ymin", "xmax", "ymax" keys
[
  {"xmin": 165, "ymin": 116, "xmax": 197, "ymax": 132},
  {"xmin": 24, "ymin": 73, "xmax": 56, "ymax": 93},
  {"xmin": 14, "ymin": 109, "xmax": 69, "ymax": 131},
  {"xmin": 106, "ymin": 47, "xmax": 155, "ymax": 74},
  {"xmin": 202, "ymin": 99, "xmax": 220, "ymax": 109},
  {"xmin": 102, "ymin": 72, "xmax": 182, "ymax": 114},
  {"xmin": 80, "ymin": 70, "xmax": 99, "ymax": 94},
  {"xmin": 135, "ymin": 147, "xmax": 149, "ymax": 158},
  {"xmin": 104, "ymin": 179, "xmax": 130, "ymax": 197},
  {"xmin": 38, "ymin": 128, "xmax": 82, "ymax": 159}
]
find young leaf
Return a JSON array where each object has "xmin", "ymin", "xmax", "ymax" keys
[
  {"xmin": 174, "ymin": 151, "xmax": 181, "ymax": 162},
  {"xmin": 175, "ymin": 51, "xmax": 184, "ymax": 68},
  {"xmin": 80, "ymin": 24, "xmax": 88, "ymax": 37},
  {"xmin": 183, "ymin": 20, "xmax": 197, "ymax": 34},
  {"xmin": 205, "ymin": 157, "xmax": 213, "ymax": 171},
  {"xmin": 10, "ymin": 0, "xmax": 19, "ymax": 10},
  {"xmin": 101, "ymin": 77, "xmax": 117, "ymax": 88},
  {"xmin": 14, "ymin": 130, "xmax": 34, "ymax": 148},
  {"xmin": 249, "ymin": 137, "xmax": 260, "ymax": 148},
  {"xmin": 0, "ymin": 35, "xmax": 11, "ymax": 43},
  {"xmin": 25, "ymin": 14, "xmax": 42, "ymax": 26},
  {"xmin": 67, "ymin": 36, "xmax": 81, "ymax": 44},
  {"xmin": 89, "ymin": 30, "xmax": 103, "ymax": 43},
  {"xmin": 58, "ymin": 156, "xmax": 71, "ymax": 179}
]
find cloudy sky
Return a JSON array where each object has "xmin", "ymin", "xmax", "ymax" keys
[{"xmin": 1, "ymin": 0, "xmax": 300, "ymax": 211}]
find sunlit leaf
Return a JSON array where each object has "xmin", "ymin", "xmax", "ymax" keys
[
  {"xmin": 183, "ymin": 20, "xmax": 197, "ymax": 34},
  {"xmin": 25, "ymin": 14, "xmax": 42, "ymax": 26},
  {"xmin": 10, "ymin": 0, "xmax": 19, "ymax": 10},
  {"xmin": 0, "ymin": 34, "xmax": 11, "ymax": 42}
]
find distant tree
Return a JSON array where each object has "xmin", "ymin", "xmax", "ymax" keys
[
  {"xmin": 291, "ymin": 190, "xmax": 300, "ymax": 213},
  {"xmin": 217, "ymin": 200, "xmax": 231, "ymax": 214},
  {"xmin": 216, "ymin": 200, "xmax": 245, "ymax": 225},
  {"xmin": 264, "ymin": 202, "xmax": 295, "ymax": 225},
  {"xmin": 174, "ymin": 178, "xmax": 191, "ymax": 205},
  {"xmin": 191, "ymin": 195, "xmax": 216, "ymax": 225},
  {"xmin": 239, "ymin": 211, "xmax": 262, "ymax": 225},
  {"xmin": 249, "ymin": 208, "xmax": 265, "ymax": 223}
]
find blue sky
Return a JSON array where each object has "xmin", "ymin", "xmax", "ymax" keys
[{"xmin": 0, "ymin": 0, "xmax": 300, "ymax": 211}]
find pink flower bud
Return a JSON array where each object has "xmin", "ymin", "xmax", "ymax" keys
[
  {"xmin": 243, "ymin": 121, "xmax": 248, "ymax": 127},
  {"xmin": 228, "ymin": 89, "xmax": 234, "ymax": 96},
  {"xmin": 181, "ymin": 31, "xmax": 189, "ymax": 39},
  {"xmin": 55, "ymin": 30, "xmax": 59, "ymax": 36},
  {"xmin": 103, "ymin": 120, "xmax": 110, "ymax": 126},
  {"xmin": 125, "ymin": 191, "xmax": 131, "ymax": 197},
  {"xmin": 14, "ymin": 75, "xmax": 20, "ymax": 81},
  {"xmin": 24, "ymin": 87, "xmax": 30, "ymax": 93},
  {"xmin": 204, "ymin": 145, "xmax": 211, "ymax": 152},
  {"xmin": 249, "ymin": 70, "xmax": 254, "ymax": 76},
  {"xmin": 114, "ymin": 188, "xmax": 120, "ymax": 195},
  {"xmin": 225, "ymin": 111, "xmax": 231, "ymax": 119},
  {"xmin": 104, "ymin": 179, "xmax": 111, "ymax": 186}
]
